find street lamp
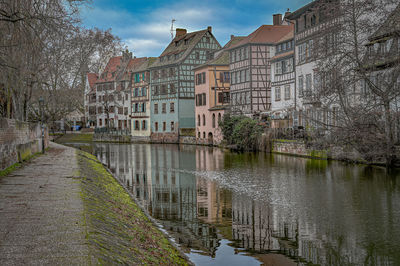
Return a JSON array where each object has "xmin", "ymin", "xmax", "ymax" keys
[{"xmin": 39, "ymin": 96, "xmax": 45, "ymax": 154}]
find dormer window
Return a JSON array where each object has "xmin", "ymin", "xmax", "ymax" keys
[{"xmin": 311, "ymin": 15, "xmax": 316, "ymax": 26}]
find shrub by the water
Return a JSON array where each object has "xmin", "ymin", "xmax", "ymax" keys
[{"xmin": 219, "ymin": 114, "xmax": 262, "ymax": 151}]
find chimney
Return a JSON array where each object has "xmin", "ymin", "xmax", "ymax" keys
[
  {"xmin": 273, "ymin": 14, "xmax": 283, "ymax": 25},
  {"xmin": 284, "ymin": 8, "xmax": 291, "ymax": 19},
  {"xmin": 175, "ymin": 28, "xmax": 187, "ymax": 37},
  {"xmin": 207, "ymin": 26, "xmax": 212, "ymax": 33}
]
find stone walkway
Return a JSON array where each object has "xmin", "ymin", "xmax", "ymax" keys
[{"xmin": 0, "ymin": 142, "xmax": 90, "ymax": 265}]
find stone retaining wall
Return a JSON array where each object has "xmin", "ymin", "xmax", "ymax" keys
[
  {"xmin": 0, "ymin": 118, "xmax": 49, "ymax": 170},
  {"xmin": 272, "ymin": 140, "xmax": 328, "ymax": 159},
  {"xmin": 93, "ymin": 133, "xmax": 131, "ymax": 143}
]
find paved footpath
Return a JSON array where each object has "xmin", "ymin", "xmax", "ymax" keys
[{"xmin": 0, "ymin": 142, "xmax": 91, "ymax": 265}]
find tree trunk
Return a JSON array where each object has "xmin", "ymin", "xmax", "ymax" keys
[{"xmin": 383, "ymin": 100, "xmax": 396, "ymax": 167}]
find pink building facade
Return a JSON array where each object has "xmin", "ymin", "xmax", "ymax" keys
[
  {"xmin": 194, "ymin": 65, "xmax": 229, "ymax": 145},
  {"xmin": 194, "ymin": 36, "xmax": 244, "ymax": 145}
]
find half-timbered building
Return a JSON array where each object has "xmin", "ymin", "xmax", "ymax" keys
[
  {"xmin": 227, "ymin": 16, "xmax": 294, "ymax": 116},
  {"xmin": 270, "ymin": 30, "xmax": 296, "ymax": 128},
  {"xmin": 149, "ymin": 27, "xmax": 221, "ymax": 142},
  {"xmin": 286, "ymin": 0, "xmax": 341, "ymax": 128},
  {"xmin": 129, "ymin": 57, "xmax": 156, "ymax": 140}
]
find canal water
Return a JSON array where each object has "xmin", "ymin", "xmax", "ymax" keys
[{"xmin": 69, "ymin": 142, "xmax": 400, "ymax": 265}]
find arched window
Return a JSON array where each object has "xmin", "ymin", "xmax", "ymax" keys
[
  {"xmin": 197, "ymin": 115, "xmax": 200, "ymax": 126},
  {"xmin": 202, "ymin": 114, "xmax": 206, "ymax": 126},
  {"xmin": 218, "ymin": 113, "xmax": 222, "ymax": 125},
  {"xmin": 198, "ymin": 132, "xmax": 200, "ymax": 138},
  {"xmin": 203, "ymin": 132, "xmax": 205, "ymax": 138},
  {"xmin": 212, "ymin": 114, "xmax": 216, "ymax": 128}
]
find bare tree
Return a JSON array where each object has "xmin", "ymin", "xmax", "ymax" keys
[{"xmin": 308, "ymin": 0, "xmax": 400, "ymax": 166}]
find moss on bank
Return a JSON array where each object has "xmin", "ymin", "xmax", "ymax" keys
[
  {"xmin": 56, "ymin": 133, "xmax": 93, "ymax": 143},
  {"xmin": 76, "ymin": 150, "xmax": 188, "ymax": 265}
]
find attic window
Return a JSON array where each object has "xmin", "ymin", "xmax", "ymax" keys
[
  {"xmin": 206, "ymin": 37, "xmax": 210, "ymax": 43},
  {"xmin": 311, "ymin": 15, "xmax": 316, "ymax": 26}
]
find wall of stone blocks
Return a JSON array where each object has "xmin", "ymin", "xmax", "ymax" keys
[{"xmin": 0, "ymin": 118, "xmax": 49, "ymax": 171}]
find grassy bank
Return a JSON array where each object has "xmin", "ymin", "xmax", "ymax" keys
[
  {"xmin": 76, "ymin": 150, "xmax": 188, "ymax": 265},
  {"xmin": 56, "ymin": 133, "xmax": 93, "ymax": 143}
]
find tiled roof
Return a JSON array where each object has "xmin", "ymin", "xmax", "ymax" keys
[
  {"xmin": 96, "ymin": 56, "xmax": 122, "ymax": 83},
  {"xmin": 228, "ymin": 24, "xmax": 294, "ymax": 49},
  {"xmin": 194, "ymin": 36, "xmax": 246, "ymax": 70},
  {"xmin": 271, "ymin": 50, "xmax": 294, "ymax": 61},
  {"xmin": 123, "ymin": 57, "xmax": 148, "ymax": 79},
  {"xmin": 150, "ymin": 28, "xmax": 217, "ymax": 68},
  {"xmin": 276, "ymin": 30, "xmax": 294, "ymax": 43},
  {"xmin": 285, "ymin": 0, "xmax": 322, "ymax": 20},
  {"xmin": 87, "ymin": 73, "xmax": 98, "ymax": 90},
  {"xmin": 132, "ymin": 57, "xmax": 157, "ymax": 73}
]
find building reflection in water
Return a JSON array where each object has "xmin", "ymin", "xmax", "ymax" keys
[{"xmin": 93, "ymin": 143, "xmax": 400, "ymax": 265}]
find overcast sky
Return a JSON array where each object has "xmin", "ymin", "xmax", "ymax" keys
[{"xmin": 80, "ymin": 0, "xmax": 311, "ymax": 57}]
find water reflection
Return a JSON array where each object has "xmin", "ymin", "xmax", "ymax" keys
[{"xmin": 91, "ymin": 143, "xmax": 400, "ymax": 265}]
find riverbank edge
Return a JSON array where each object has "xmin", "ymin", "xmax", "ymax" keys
[
  {"xmin": 59, "ymin": 133, "xmax": 385, "ymax": 167},
  {"xmin": 100, "ymin": 158, "xmax": 195, "ymax": 266},
  {"xmin": 75, "ymin": 148, "xmax": 191, "ymax": 265}
]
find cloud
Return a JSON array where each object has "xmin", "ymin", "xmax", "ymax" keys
[{"xmin": 125, "ymin": 38, "xmax": 166, "ymax": 58}]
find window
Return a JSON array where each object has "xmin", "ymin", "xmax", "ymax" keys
[
  {"xmin": 97, "ymin": 107, "xmax": 102, "ymax": 114},
  {"xmin": 99, "ymin": 119, "xmax": 102, "ymax": 126},
  {"xmin": 305, "ymin": 74, "xmax": 312, "ymax": 96},
  {"xmin": 224, "ymin": 72, "xmax": 230, "ymax": 82},
  {"xmin": 170, "ymin": 102, "xmax": 175, "ymax": 113},
  {"xmin": 135, "ymin": 120, "xmax": 139, "ymax": 130},
  {"xmin": 135, "ymin": 73, "xmax": 140, "ymax": 83},
  {"xmin": 288, "ymin": 58, "xmax": 293, "ymax": 72},
  {"xmin": 142, "ymin": 87, "xmax": 147, "ymax": 96},
  {"xmin": 202, "ymin": 93, "xmax": 206, "ymax": 106},
  {"xmin": 212, "ymin": 114, "xmax": 216, "ymax": 128},
  {"xmin": 282, "ymin": 60, "xmax": 287, "ymax": 73},
  {"xmin": 218, "ymin": 113, "xmax": 222, "ymax": 125},
  {"xmin": 153, "ymin": 85, "xmax": 159, "ymax": 95},
  {"xmin": 170, "ymin": 83, "xmax": 176, "ymax": 94},
  {"xmin": 276, "ymin": 62, "xmax": 282, "ymax": 75},
  {"xmin": 206, "ymin": 51, "xmax": 213, "ymax": 60},
  {"xmin": 171, "ymin": 121, "xmax": 175, "ymax": 131},
  {"xmin": 154, "ymin": 103, "xmax": 158, "ymax": 114},
  {"xmin": 197, "ymin": 115, "xmax": 200, "ymax": 126},
  {"xmin": 218, "ymin": 92, "xmax": 224, "ymax": 103},
  {"xmin": 275, "ymin": 87, "xmax": 281, "ymax": 101},
  {"xmin": 198, "ymin": 132, "xmax": 200, "ymax": 138},
  {"xmin": 311, "ymin": 15, "xmax": 316, "ymax": 26},
  {"xmin": 196, "ymin": 72, "xmax": 206, "ymax": 85},
  {"xmin": 155, "ymin": 122, "xmax": 158, "ymax": 131},
  {"xmin": 161, "ymin": 84, "xmax": 167, "ymax": 94},
  {"xmin": 203, "ymin": 132, "xmax": 205, "ymax": 138},
  {"xmin": 163, "ymin": 122, "xmax": 166, "ymax": 131},
  {"xmin": 203, "ymin": 114, "xmax": 206, "ymax": 126},
  {"xmin": 142, "ymin": 120, "xmax": 146, "ymax": 130},
  {"xmin": 162, "ymin": 103, "xmax": 166, "ymax": 113},
  {"xmin": 195, "ymin": 52, "xmax": 200, "ymax": 60},
  {"xmin": 298, "ymin": 75, "xmax": 304, "ymax": 97},
  {"xmin": 206, "ymin": 37, "xmax": 210, "ymax": 43},
  {"xmin": 284, "ymin": 85, "xmax": 290, "ymax": 100},
  {"xmin": 124, "ymin": 107, "xmax": 128, "ymax": 115}
]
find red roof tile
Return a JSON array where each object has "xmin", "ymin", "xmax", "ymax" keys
[
  {"xmin": 96, "ymin": 56, "xmax": 123, "ymax": 83},
  {"xmin": 87, "ymin": 73, "xmax": 98, "ymax": 90},
  {"xmin": 230, "ymin": 24, "xmax": 294, "ymax": 49}
]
